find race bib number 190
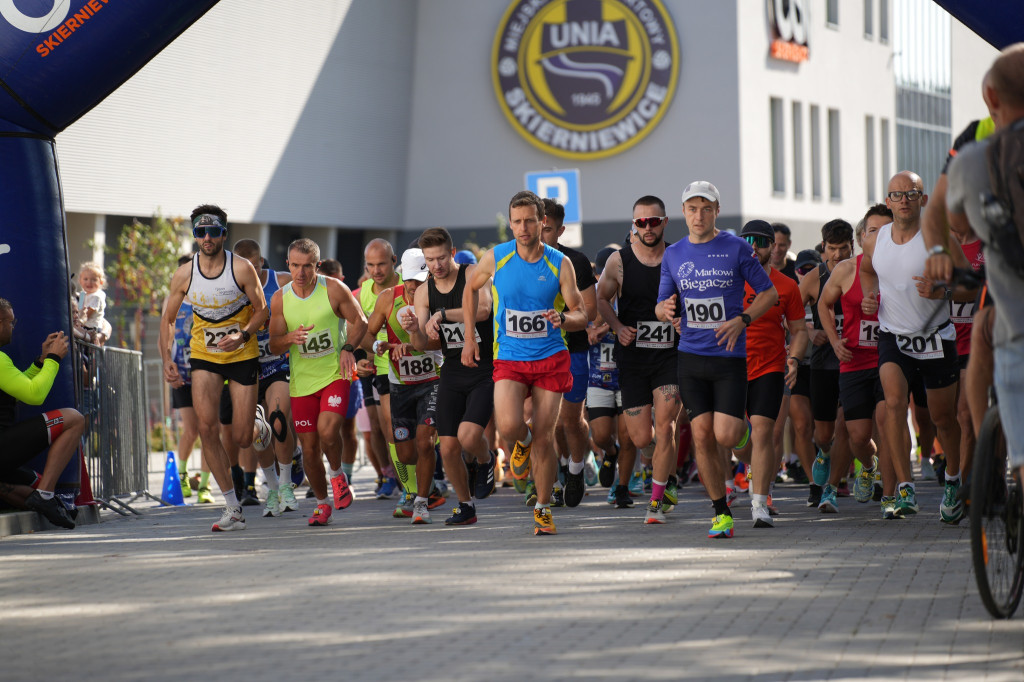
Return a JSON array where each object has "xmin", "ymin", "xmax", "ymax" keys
[
  {"xmin": 505, "ymin": 309, "xmax": 548, "ymax": 339},
  {"xmin": 684, "ymin": 296, "xmax": 726, "ymax": 330},
  {"xmin": 858, "ymin": 320, "xmax": 879, "ymax": 348}
]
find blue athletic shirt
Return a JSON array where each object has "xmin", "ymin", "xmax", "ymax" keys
[
  {"xmin": 258, "ymin": 271, "xmax": 290, "ymax": 380},
  {"xmin": 173, "ymin": 301, "xmax": 193, "ymax": 384},
  {"xmin": 492, "ymin": 240, "xmax": 567, "ymax": 361},
  {"xmin": 588, "ymin": 330, "xmax": 619, "ymax": 390},
  {"xmin": 657, "ymin": 231, "xmax": 773, "ymax": 358}
]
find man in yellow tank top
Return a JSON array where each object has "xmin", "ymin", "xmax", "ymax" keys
[
  {"xmin": 269, "ymin": 238, "xmax": 367, "ymax": 527},
  {"xmin": 159, "ymin": 205, "xmax": 267, "ymax": 532}
]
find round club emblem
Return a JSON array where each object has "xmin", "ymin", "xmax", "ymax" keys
[{"xmin": 492, "ymin": 0, "xmax": 679, "ymax": 160}]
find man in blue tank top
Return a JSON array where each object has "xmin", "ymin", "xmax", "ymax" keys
[
  {"xmin": 462, "ymin": 191, "xmax": 588, "ymax": 536},
  {"xmin": 656, "ymin": 181, "xmax": 777, "ymax": 539}
]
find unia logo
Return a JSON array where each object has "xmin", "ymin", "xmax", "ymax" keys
[
  {"xmin": 0, "ymin": 0, "xmax": 70, "ymax": 33},
  {"xmin": 493, "ymin": 0, "xmax": 678, "ymax": 160}
]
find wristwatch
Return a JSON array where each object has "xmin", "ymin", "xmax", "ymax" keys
[
  {"xmin": 341, "ymin": 343, "xmax": 354, "ymax": 353},
  {"xmin": 943, "ymin": 288, "xmax": 953, "ymax": 301},
  {"xmin": 240, "ymin": 329, "xmax": 251, "ymax": 343},
  {"xmin": 740, "ymin": 313, "xmax": 752, "ymax": 327},
  {"xmin": 559, "ymin": 311, "xmax": 566, "ymax": 325},
  {"xmin": 372, "ymin": 340, "xmax": 382, "ymax": 354},
  {"xmin": 439, "ymin": 308, "xmax": 447, "ymax": 323},
  {"xmin": 788, "ymin": 356, "xmax": 800, "ymax": 363},
  {"xmin": 927, "ymin": 244, "xmax": 948, "ymax": 257}
]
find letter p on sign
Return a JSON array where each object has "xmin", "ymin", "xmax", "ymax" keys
[{"xmin": 525, "ymin": 169, "xmax": 582, "ymax": 245}]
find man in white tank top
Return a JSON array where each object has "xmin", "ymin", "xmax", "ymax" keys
[{"xmin": 859, "ymin": 171, "xmax": 965, "ymax": 523}]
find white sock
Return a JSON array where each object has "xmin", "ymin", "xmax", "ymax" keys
[
  {"xmin": 261, "ymin": 466, "xmax": 279, "ymax": 491},
  {"xmin": 328, "ymin": 466, "xmax": 343, "ymax": 479},
  {"xmin": 752, "ymin": 493, "xmax": 768, "ymax": 507},
  {"xmin": 945, "ymin": 472, "xmax": 961, "ymax": 483},
  {"xmin": 37, "ymin": 490, "xmax": 54, "ymax": 500},
  {"xmin": 520, "ymin": 428, "xmax": 533, "ymax": 446},
  {"xmin": 568, "ymin": 459, "xmax": 585, "ymax": 475},
  {"xmin": 280, "ymin": 460, "xmax": 292, "ymax": 482},
  {"xmin": 414, "ymin": 495, "xmax": 428, "ymax": 505},
  {"xmin": 560, "ymin": 456, "xmax": 569, "ymax": 467},
  {"xmin": 223, "ymin": 490, "xmax": 239, "ymax": 509},
  {"xmin": 316, "ymin": 497, "xmax": 328, "ymax": 506}
]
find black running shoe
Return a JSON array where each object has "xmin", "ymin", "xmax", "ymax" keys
[
  {"xmin": 613, "ymin": 484, "xmax": 633, "ymax": 509},
  {"xmin": 599, "ymin": 444, "xmax": 619, "ymax": 488},
  {"xmin": 565, "ymin": 469, "xmax": 585, "ymax": 507},
  {"xmin": 444, "ymin": 502, "xmax": 478, "ymax": 526},
  {"xmin": 806, "ymin": 484, "xmax": 822, "ymax": 507},
  {"xmin": 787, "ymin": 461, "xmax": 809, "ymax": 484},
  {"xmin": 474, "ymin": 451, "xmax": 496, "ymax": 500},
  {"xmin": 240, "ymin": 485, "xmax": 260, "ymax": 506},
  {"xmin": 25, "ymin": 491, "xmax": 75, "ymax": 529}
]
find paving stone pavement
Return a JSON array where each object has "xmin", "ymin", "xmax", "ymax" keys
[{"xmin": 1, "ymin": 461, "xmax": 1022, "ymax": 682}]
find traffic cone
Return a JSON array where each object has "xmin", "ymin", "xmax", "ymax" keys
[
  {"xmin": 161, "ymin": 451, "xmax": 185, "ymax": 506},
  {"xmin": 75, "ymin": 447, "xmax": 96, "ymax": 507}
]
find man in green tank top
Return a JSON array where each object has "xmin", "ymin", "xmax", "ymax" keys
[{"xmin": 269, "ymin": 239, "xmax": 367, "ymax": 527}]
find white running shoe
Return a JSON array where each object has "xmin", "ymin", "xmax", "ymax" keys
[
  {"xmin": 212, "ymin": 506, "xmax": 246, "ymax": 532},
  {"xmin": 752, "ymin": 504, "xmax": 774, "ymax": 528},
  {"xmin": 253, "ymin": 404, "xmax": 272, "ymax": 452},
  {"xmin": 262, "ymin": 488, "xmax": 282, "ymax": 517}
]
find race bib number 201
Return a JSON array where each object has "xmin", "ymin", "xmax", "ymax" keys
[
  {"xmin": 896, "ymin": 330, "xmax": 943, "ymax": 360},
  {"xmin": 505, "ymin": 309, "xmax": 548, "ymax": 339}
]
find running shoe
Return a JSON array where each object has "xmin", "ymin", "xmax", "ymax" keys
[
  {"xmin": 939, "ymin": 479, "xmax": 965, "ymax": 524},
  {"xmin": 853, "ymin": 458, "xmax": 876, "ymax": 503},
  {"xmin": 427, "ymin": 484, "xmax": 447, "ymax": 510},
  {"xmin": 584, "ymin": 452, "xmax": 600, "ymax": 487},
  {"xmin": 786, "ymin": 460, "xmax": 809, "ymax": 484},
  {"xmin": 510, "ymin": 431, "xmax": 533, "ymax": 480},
  {"xmin": 445, "ymin": 502, "xmax": 477, "ymax": 526},
  {"xmin": 377, "ymin": 477, "xmax": 399, "ymax": 500},
  {"xmin": 806, "ymin": 484, "xmax": 822, "ymax": 507},
  {"xmin": 811, "ymin": 448, "xmax": 830, "ymax": 487},
  {"xmin": 881, "ymin": 496, "xmax": 897, "ymax": 520},
  {"xmin": 725, "ymin": 485, "xmax": 737, "ymax": 507},
  {"xmin": 512, "ymin": 476, "xmax": 529, "ymax": 494},
  {"xmin": 818, "ymin": 484, "xmax": 838, "ymax": 513},
  {"xmin": 766, "ymin": 494, "xmax": 779, "ymax": 516},
  {"xmin": 628, "ymin": 470, "xmax": 644, "ymax": 497},
  {"xmin": 564, "ymin": 469, "xmax": 585, "ymax": 508},
  {"xmin": 613, "ymin": 484, "xmax": 633, "ymax": 509},
  {"xmin": 262, "ymin": 488, "xmax": 282, "ymax": 517},
  {"xmin": 474, "ymin": 451, "xmax": 496, "ymax": 500},
  {"xmin": 24, "ymin": 490, "xmax": 75, "ymax": 529},
  {"xmin": 393, "ymin": 492, "xmax": 414, "ymax": 518},
  {"xmin": 932, "ymin": 453, "xmax": 947, "ymax": 484},
  {"xmin": 684, "ymin": 459, "xmax": 700, "ymax": 484},
  {"xmin": 872, "ymin": 480, "xmax": 884, "ymax": 502},
  {"xmin": 708, "ymin": 513, "xmax": 734, "ymax": 539},
  {"xmin": 752, "ymin": 504, "xmax": 774, "ymax": 528},
  {"xmin": 533, "ymin": 507, "xmax": 556, "ymax": 535},
  {"xmin": 599, "ymin": 444, "xmax": 619, "ymax": 488},
  {"xmin": 252, "ymin": 404, "xmax": 272, "ymax": 451},
  {"xmin": 411, "ymin": 499, "xmax": 432, "ymax": 525},
  {"xmin": 374, "ymin": 476, "xmax": 384, "ymax": 497},
  {"xmin": 331, "ymin": 473, "xmax": 353, "ymax": 510},
  {"xmin": 308, "ymin": 503, "xmax": 332, "ymax": 526},
  {"xmin": 894, "ymin": 485, "xmax": 919, "ymax": 518},
  {"xmin": 733, "ymin": 463, "xmax": 750, "ymax": 493},
  {"xmin": 279, "ymin": 483, "xmax": 299, "ymax": 512},
  {"xmin": 180, "ymin": 472, "xmax": 192, "ymax": 498},
  {"xmin": 240, "ymin": 485, "xmax": 260, "ymax": 507},
  {"xmin": 837, "ymin": 478, "xmax": 851, "ymax": 497},
  {"xmin": 644, "ymin": 499, "xmax": 666, "ymax": 524},
  {"xmin": 290, "ymin": 448, "xmax": 305, "ymax": 487},
  {"xmin": 197, "ymin": 487, "xmax": 214, "ymax": 504},
  {"xmin": 663, "ymin": 475, "xmax": 679, "ymax": 506},
  {"xmin": 558, "ymin": 463, "xmax": 568, "ymax": 488},
  {"xmin": 606, "ymin": 485, "xmax": 617, "ymax": 504},
  {"xmin": 523, "ymin": 481, "xmax": 538, "ymax": 507},
  {"xmin": 550, "ymin": 486, "xmax": 565, "ymax": 508},
  {"xmin": 920, "ymin": 456, "xmax": 936, "ymax": 481},
  {"xmin": 212, "ymin": 506, "xmax": 246, "ymax": 532}
]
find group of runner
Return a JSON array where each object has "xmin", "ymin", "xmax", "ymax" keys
[{"xmin": 159, "ymin": 171, "xmax": 985, "ymax": 539}]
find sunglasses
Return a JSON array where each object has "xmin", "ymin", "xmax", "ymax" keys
[
  {"xmin": 887, "ymin": 190, "xmax": 922, "ymax": 202},
  {"xmin": 744, "ymin": 235, "xmax": 773, "ymax": 248},
  {"xmin": 193, "ymin": 226, "xmax": 226, "ymax": 239},
  {"xmin": 632, "ymin": 216, "xmax": 666, "ymax": 229}
]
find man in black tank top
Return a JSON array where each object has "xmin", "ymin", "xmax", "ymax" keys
[
  {"xmin": 403, "ymin": 228, "xmax": 496, "ymax": 526},
  {"xmin": 798, "ymin": 219, "xmax": 853, "ymax": 511},
  {"xmin": 596, "ymin": 195, "xmax": 684, "ymax": 524}
]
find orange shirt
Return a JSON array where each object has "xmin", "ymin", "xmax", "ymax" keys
[{"xmin": 744, "ymin": 267, "xmax": 804, "ymax": 381}]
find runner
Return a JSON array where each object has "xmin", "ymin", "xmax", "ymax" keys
[
  {"xmin": 159, "ymin": 206, "xmax": 268, "ymax": 532},
  {"xmin": 268, "ymin": 238, "xmax": 367, "ymax": 527},
  {"xmin": 595, "ymin": 195, "xmax": 682, "ymax": 520},
  {"xmin": 462, "ymin": 190, "xmax": 587, "ymax": 535},
  {"xmin": 403, "ymin": 228, "xmax": 495, "ymax": 526},
  {"xmin": 656, "ymin": 181, "xmax": 778, "ymax": 538}
]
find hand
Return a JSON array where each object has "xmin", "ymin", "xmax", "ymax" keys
[
  {"xmin": 41, "ymin": 332, "xmax": 69, "ymax": 359},
  {"xmin": 425, "ymin": 312, "xmax": 442, "ymax": 340},
  {"xmin": 216, "ymin": 331, "xmax": 245, "ymax": 352},
  {"xmin": 399, "ymin": 307, "xmax": 419, "ymax": 333},
  {"xmin": 861, "ymin": 290, "xmax": 879, "ymax": 316},
  {"xmin": 616, "ymin": 325, "xmax": 637, "ymax": 346},
  {"xmin": 785, "ymin": 358, "xmax": 798, "ymax": 388},
  {"xmin": 373, "ymin": 340, "xmax": 389, "ymax": 357},
  {"xmin": 661, "ymin": 294, "xmax": 678, "ymax": 319},
  {"xmin": 290, "ymin": 324, "xmax": 315, "ymax": 346},
  {"xmin": 461, "ymin": 337, "xmax": 480, "ymax": 369},
  {"xmin": 389, "ymin": 343, "xmax": 409, "ymax": 362},
  {"xmin": 339, "ymin": 348, "xmax": 355, "ymax": 377},
  {"xmin": 586, "ymin": 323, "xmax": 608, "ymax": 346},
  {"xmin": 355, "ymin": 358, "xmax": 374, "ymax": 378},
  {"xmin": 714, "ymin": 317, "xmax": 746, "ymax": 353},
  {"xmin": 542, "ymin": 309, "xmax": 563, "ymax": 329},
  {"xmin": 912, "ymin": 275, "xmax": 943, "ymax": 300},
  {"xmin": 671, "ymin": 317, "xmax": 682, "ymax": 334},
  {"xmin": 808, "ymin": 328, "xmax": 828, "ymax": 347},
  {"xmin": 163, "ymin": 359, "xmax": 180, "ymax": 384},
  {"xmin": 924, "ymin": 251, "xmax": 953, "ymax": 283},
  {"xmin": 830, "ymin": 336, "xmax": 853, "ymax": 363}
]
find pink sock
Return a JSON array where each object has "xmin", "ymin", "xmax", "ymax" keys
[{"xmin": 651, "ymin": 480, "xmax": 666, "ymax": 501}]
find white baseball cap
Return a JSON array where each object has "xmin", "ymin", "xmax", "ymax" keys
[
  {"xmin": 400, "ymin": 248, "xmax": 429, "ymax": 282},
  {"xmin": 681, "ymin": 180, "xmax": 721, "ymax": 204}
]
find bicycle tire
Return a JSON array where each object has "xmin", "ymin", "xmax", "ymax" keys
[{"xmin": 970, "ymin": 405, "xmax": 1024, "ymax": 618}]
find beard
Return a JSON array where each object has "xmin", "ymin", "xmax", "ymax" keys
[{"xmin": 640, "ymin": 231, "xmax": 663, "ymax": 247}]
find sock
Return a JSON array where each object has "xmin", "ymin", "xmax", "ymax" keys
[
  {"xmin": 534, "ymin": 501, "xmax": 545, "ymax": 511},
  {"xmin": 37, "ymin": 489, "xmax": 54, "ymax": 500},
  {"xmin": 280, "ymin": 460, "xmax": 292, "ymax": 483},
  {"xmin": 200, "ymin": 471, "xmax": 211, "ymax": 489},
  {"xmin": 230, "ymin": 465, "xmax": 244, "ymax": 492},
  {"xmin": 568, "ymin": 459, "xmax": 584, "ymax": 475},
  {"xmin": 178, "ymin": 459, "xmax": 188, "ymax": 475},
  {"xmin": 560, "ymin": 456, "xmax": 569, "ymax": 467},
  {"xmin": 262, "ymin": 466, "xmax": 279, "ymax": 491},
  {"xmin": 733, "ymin": 420, "xmax": 751, "ymax": 450},
  {"xmin": 945, "ymin": 472, "xmax": 961, "ymax": 484},
  {"xmin": 341, "ymin": 462, "xmax": 354, "ymax": 481},
  {"xmin": 414, "ymin": 495, "xmax": 428, "ymax": 505},
  {"xmin": 899, "ymin": 481, "xmax": 916, "ymax": 493},
  {"xmin": 751, "ymin": 493, "xmax": 768, "ymax": 508},
  {"xmin": 244, "ymin": 471, "xmax": 256, "ymax": 490},
  {"xmin": 316, "ymin": 497, "xmax": 328, "ymax": 506},
  {"xmin": 520, "ymin": 427, "xmax": 533, "ymax": 446},
  {"xmin": 328, "ymin": 466, "xmax": 343, "ymax": 479},
  {"xmin": 712, "ymin": 496, "xmax": 731, "ymax": 516},
  {"xmin": 651, "ymin": 479, "xmax": 666, "ymax": 501},
  {"xmin": 223, "ymin": 489, "xmax": 239, "ymax": 509},
  {"xmin": 462, "ymin": 500, "xmax": 475, "ymax": 509}
]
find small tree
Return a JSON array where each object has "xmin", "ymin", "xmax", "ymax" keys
[{"xmin": 105, "ymin": 214, "xmax": 189, "ymax": 350}]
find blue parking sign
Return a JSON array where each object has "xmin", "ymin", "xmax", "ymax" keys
[{"xmin": 525, "ymin": 169, "xmax": 581, "ymax": 224}]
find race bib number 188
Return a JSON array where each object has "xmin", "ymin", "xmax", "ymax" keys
[
  {"xmin": 505, "ymin": 309, "xmax": 548, "ymax": 339},
  {"xmin": 397, "ymin": 355, "xmax": 436, "ymax": 383}
]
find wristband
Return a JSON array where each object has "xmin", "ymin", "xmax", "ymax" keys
[
  {"xmin": 788, "ymin": 356, "xmax": 800, "ymax": 363},
  {"xmin": 373, "ymin": 340, "xmax": 382, "ymax": 354},
  {"xmin": 927, "ymin": 244, "xmax": 948, "ymax": 257},
  {"xmin": 45, "ymin": 353, "xmax": 62, "ymax": 363},
  {"xmin": 439, "ymin": 308, "xmax": 447, "ymax": 323},
  {"xmin": 341, "ymin": 343, "xmax": 354, "ymax": 353},
  {"xmin": 240, "ymin": 329, "xmax": 251, "ymax": 343},
  {"xmin": 559, "ymin": 311, "xmax": 566, "ymax": 325}
]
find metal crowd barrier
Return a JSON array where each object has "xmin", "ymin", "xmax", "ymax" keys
[{"xmin": 75, "ymin": 341, "xmax": 164, "ymax": 515}]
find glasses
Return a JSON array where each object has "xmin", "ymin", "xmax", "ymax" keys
[
  {"xmin": 193, "ymin": 226, "xmax": 226, "ymax": 239},
  {"xmin": 887, "ymin": 190, "xmax": 922, "ymax": 202},
  {"xmin": 632, "ymin": 216, "xmax": 666, "ymax": 229},
  {"xmin": 744, "ymin": 235, "xmax": 773, "ymax": 249}
]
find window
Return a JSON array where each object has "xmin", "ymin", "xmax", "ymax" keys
[
  {"xmin": 827, "ymin": 0, "xmax": 839, "ymax": 27},
  {"xmin": 810, "ymin": 105, "xmax": 822, "ymax": 199},
  {"xmin": 792, "ymin": 102, "xmax": 804, "ymax": 198},
  {"xmin": 879, "ymin": 0, "xmax": 889, "ymax": 42},
  {"xmin": 866, "ymin": 115, "xmax": 876, "ymax": 203},
  {"xmin": 865, "ymin": 0, "xmax": 874, "ymax": 38},
  {"xmin": 828, "ymin": 108, "xmax": 842, "ymax": 200},
  {"xmin": 881, "ymin": 117, "xmax": 891, "ymax": 189},
  {"xmin": 770, "ymin": 97, "xmax": 785, "ymax": 194}
]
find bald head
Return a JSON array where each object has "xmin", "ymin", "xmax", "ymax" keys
[
  {"xmin": 364, "ymin": 238, "xmax": 394, "ymax": 261},
  {"xmin": 984, "ymin": 43, "xmax": 1024, "ymax": 126},
  {"xmin": 887, "ymin": 171, "xmax": 923, "ymax": 194},
  {"xmin": 364, "ymin": 238, "xmax": 396, "ymax": 286}
]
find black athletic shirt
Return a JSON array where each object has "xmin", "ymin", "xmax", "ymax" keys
[
  {"xmin": 615, "ymin": 243, "xmax": 678, "ymax": 364},
  {"xmin": 809, "ymin": 262, "xmax": 841, "ymax": 371},
  {"xmin": 427, "ymin": 265, "xmax": 493, "ymax": 373},
  {"xmin": 557, "ymin": 243, "xmax": 597, "ymax": 354}
]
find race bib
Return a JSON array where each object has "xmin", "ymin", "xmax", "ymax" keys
[
  {"xmin": 895, "ymin": 330, "xmax": 943, "ymax": 360},
  {"xmin": 598, "ymin": 342, "xmax": 616, "ymax": 370},
  {"xmin": 439, "ymin": 321, "xmax": 480, "ymax": 349},
  {"xmin": 299, "ymin": 328, "xmax": 334, "ymax": 359},
  {"xmin": 683, "ymin": 296, "xmax": 726, "ymax": 330},
  {"xmin": 257, "ymin": 336, "xmax": 277, "ymax": 363},
  {"xmin": 858, "ymin": 320, "xmax": 879, "ymax": 348},
  {"xmin": 949, "ymin": 300, "xmax": 976, "ymax": 325},
  {"xmin": 203, "ymin": 322, "xmax": 240, "ymax": 352},
  {"xmin": 635, "ymin": 320, "xmax": 674, "ymax": 349},
  {"xmin": 505, "ymin": 308, "xmax": 548, "ymax": 339},
  {"xmin": 397, "ymin": 354, "xmax": 436, "ymax": 383},
  {"xmin": 834, "ymin": 313, "xmax": 844, "ymax": 337}
]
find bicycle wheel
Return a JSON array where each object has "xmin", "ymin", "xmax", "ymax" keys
[{"xmin": 970, "ymin": 405, "xmax": 1024, "ymax": 618}]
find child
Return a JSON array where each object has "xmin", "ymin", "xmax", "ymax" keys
[{"xmin": 77, "ymin": 262, "xmax": 110, "ymax": 344}]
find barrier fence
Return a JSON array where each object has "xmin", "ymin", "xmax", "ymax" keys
[{"xmin": 75, "ymin": 341, "xmax": 164, "ymax": 515}]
